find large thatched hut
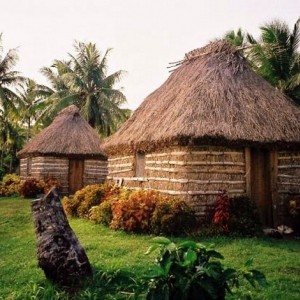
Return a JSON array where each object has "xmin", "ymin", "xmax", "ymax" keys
[
  {"xmin": 17, "ymin": 105, "xmax": 107, "ymax": 194},
  {"xmin": 103, "ymin": 41, "xmax": 300, "ymax": 226}
]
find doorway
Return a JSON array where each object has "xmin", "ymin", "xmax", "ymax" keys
[
  {"xmin": 250, "ymin": 149, "xmax": 273, "ymax": 226},
  {"xmin": 69, "ymin": 159, "xmax": 84, "ymax": 194}
]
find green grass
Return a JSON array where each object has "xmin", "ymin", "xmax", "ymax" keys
[{"xmin": 0, "ymin": 197, "xmax": 300, "ymax": 299}]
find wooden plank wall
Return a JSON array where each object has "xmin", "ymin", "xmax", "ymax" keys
[
  {"xmin": 277, "ymin": 151, "xmax": 300, "ymax": 224},
  {"xmin": 20, "ymin": 156, "xmax": 69, "ymax": 194},
  {"xmin": 107, "ymin": 146, "xmax": 246, "ymax": 217},
  {"xmin": 84, "ymin": 159, "xmax": 108, "ymax": 186}
]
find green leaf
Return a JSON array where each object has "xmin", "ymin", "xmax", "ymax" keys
[
  {"xmin": 244, "ymin": 258, "xmax": 254, "ymax": 268},
  {"xmin": 182, "ymin": 249, "xmax": 197, "ymax": 266},
  {"xmin": 151, "ymin": 236, "xmax": 172, "ymax": 246},
  {"xmin": 145, "ymin": 244, "xmax": 160, "ymax": 255}
]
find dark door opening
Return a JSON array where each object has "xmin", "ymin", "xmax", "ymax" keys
[
  {"xmin": 69, "ymin": 159, "xmax": 84, "ymax": 194},
  {"xmin": 250, "ymin": 149, "xmax": 273, "ymax": 226}
]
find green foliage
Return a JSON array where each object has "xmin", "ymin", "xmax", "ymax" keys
[
  {"xmin": 110, "ymin": 190, "xmax": 158, "ymax": 232},
  {"xmin": 89, "ymin": 200, "xmax": 114, "ymax": 225},
  {"xmin": 1, "ymin": 197, "xmax": 300, "ymax": 299},
  {"xmin": 151, "ymin": 198, "xmax": 196, "ymax": 235},
  {"xmin": 0, "ymin": 173, "xmax": 21, "ymax": 197},
  {"xmin": 41, "ymin": 41, "xmax": 130, "ymax": 136},
  {"xmin": 19, "ymin": 178, "xmax": 44, "ymax": 198},
  {"xmin": 143, "ymin": 237, "xmax": 267, "ymax": 300}
]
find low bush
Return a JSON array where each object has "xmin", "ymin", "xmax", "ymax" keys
[
  {"xmin": 151, "ymin": 198, "xmax": 196, "ymax": 235},
  {"xmin": 19, "ymin": 178, "xmax": 44, "ymax": 198},
  {"xmin": 229, "ymin": 195, "xmax": 262, "ymax": 236},
  {"xmin": 43, "ymin": 177, "xmax": 62, "ymax": 194},
  {"xmin": 0, "ymin": 174, "xmax": 21, "ymax": 197},
  {"xmin": 211, "ymin": 191, "xmax": 262, "ymax": 236},
  {"xmin": 143, "ymin": 237, "xmax": 267, "ymax": 300},
  {"xmin": 89, "ymin": 185, "xmax": 129, "ymax": 225},
  {"xmin": 63, "ymin": 183, "xmax": 118, "ymax": 218},
  {"xmin": 110, "ymin": 190, "xmax": 158, "ymax": 232}
]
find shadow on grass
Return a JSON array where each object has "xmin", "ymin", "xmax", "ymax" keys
[{"xmin": 31, "ymin": 267, "xmax": 145, "ymax": 300}]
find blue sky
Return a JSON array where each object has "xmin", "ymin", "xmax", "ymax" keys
[{"xmin": 2, "ymin": 0, "xmax": 299, "ymax": 109}]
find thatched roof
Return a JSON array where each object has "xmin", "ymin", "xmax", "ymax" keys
[
  {"xmin": 17, "ymin": 105, "xmax": 107, "ymax": 159},
  {"xmin": 103, "ymin": 40, "xmax": 300, "ymax": 155}
]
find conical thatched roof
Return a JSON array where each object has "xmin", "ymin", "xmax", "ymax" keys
[
  {"xmin": 17, "ymin": 105, "xmax": 106, "ymax": 159},
  {"xmin": 104, "ymin": 40, "xmax": 300, "ymax": 155}
]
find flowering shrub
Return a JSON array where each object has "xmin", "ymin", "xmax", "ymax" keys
[
  {"xmin": 151, "ymin": 198, "xmax": 196, "ymax": 235},
  {"xmin": 0, "ymin": 174, "xmax": 21, "ymax": 197},
  {"xmin": 19, "ymin": 178, "xmax": 44, "ymax": 198}
]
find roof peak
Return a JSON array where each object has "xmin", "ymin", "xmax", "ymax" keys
[{"xmin": 59, "ymin": 105, "xmax": 80, "ymax": 115}]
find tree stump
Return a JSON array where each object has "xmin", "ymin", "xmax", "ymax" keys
[{"xmin": 31, "ymin": 187, "xmax": 92, "ymax": 286}]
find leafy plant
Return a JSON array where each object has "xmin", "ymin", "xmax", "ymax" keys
[
  {"xmin": 213, "ymin": 191, "xmax": 231, "ymax": 233},
  {"xmin": 229, "ymin": 195, "xmax": 262, "ymax": 236},
  {"xmin": 19, "ymin": 178, "xmax": 44, "ymax": 198},
  {"xmin": 151, "ymin": 198, "xmax": 196, "ymax": 235},
  {"xmin": 0, "ymin": 173, "xmax": 21, "ymax": 197},
  {"xmin": 110, "ymin": 190, "xmax": 158, "ymax": 232},
  {"xmin": 143, "ymin": 237, "xmax": 266, "ymax": 300},
  {"xmin": 43, "ymin": 176, "xmax": 62, "ymax": 194},
  {"xmin": 89, "ymin": 200, "xmax": 114, "ymax": 225}
]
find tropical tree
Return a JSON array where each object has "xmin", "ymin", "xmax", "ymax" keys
[
  {"xmin": 0, "ymin": 34, "xmax": 24, "ymax": 175},
  {"xmin": 17, "ymin": 78, "xmax": 53, "ymax": 140},
  {"xmin": 41, "ymin": 42, "xmax": 130, "ymax": 136},
  {"xmin": 224, "ymin": 28, "xmax": 247, "ymax": 47},
  {"xmin": 247, "ymin": 18, "xmax": 300, "ymax": 104}
]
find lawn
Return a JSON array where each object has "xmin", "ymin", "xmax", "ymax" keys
[{"xmin": 0, "ymin": 197, "xmax": 299, "ymax": 299}]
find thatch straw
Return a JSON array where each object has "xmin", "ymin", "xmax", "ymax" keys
[
  {"xmin": 103, "ymin": 40, "xmax": 300, "ymax": 155},
  {"xmin": 17, "ymin": 105, "xmax": 106, "ymax": 159}
]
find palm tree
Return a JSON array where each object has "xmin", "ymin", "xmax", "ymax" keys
[
  {"xmin": 0, "ymin": 33, "xmax": 23, "ymax": 113},
  {"xmin": 247, "ymin": 18, "xmax": 300, "ymax": 104},
  {"xmin": 17, "ymin": 78, "xmax": 53, "ymax": 140},
  {"xmin": 224, "ymin": 28, "xmax": 247, "ymax": 47},
  {"xmin": 0, "ymin": 34, "xmax": 24, "ymax": 174},
  {"xmin": 42, "ymin": 42, "xmax": 130, "ymax": 136}
]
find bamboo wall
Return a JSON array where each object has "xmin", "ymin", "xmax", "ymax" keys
[
  {"xmin": 83, "ymin": 159, "xmax": 108, "ymax": 186},
  {"xmin": 107, "ymin": 146, "xmax": 246, "ymax": 217},
  {"xmin": 276, "ymin": 151, "xmax": 300, "ymax": 224}
]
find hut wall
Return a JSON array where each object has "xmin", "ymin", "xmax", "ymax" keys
[
  {"xmin": 83, "ymin": 159, "xmax": 108, "ymax": 186},
  {"xmin": 276, "ymin": 151, "xmax": 300, "ymax": 225},
  {"xmin": 108, "ymin": 146, "xmax": 246, "ymax": 217},
  {"xmin": 20, "ymin": 156, "xmax": 69, "ymax": 194}
]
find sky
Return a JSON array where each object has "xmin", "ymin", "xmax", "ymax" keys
[{"xmin": 1, "ymin": 0, "xmax": 299, "ymax": 110}]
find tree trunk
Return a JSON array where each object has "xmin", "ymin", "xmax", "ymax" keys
[{"xmin": 31, "ymin": 187, "xmax": 92, "ymax": 286}]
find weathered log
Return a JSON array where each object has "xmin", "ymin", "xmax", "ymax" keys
[{"xmin": 31, "ymin": 187, "xmax": 92, "ymax": 286}]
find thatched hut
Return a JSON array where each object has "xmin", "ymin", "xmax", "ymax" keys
[
  {"xmin": 103, "ymin": 41, "xmax": 300, "ymax": 226},
  {"xmin": 17, "ymin": 105, "xmax": 107, "ymax": 194}
]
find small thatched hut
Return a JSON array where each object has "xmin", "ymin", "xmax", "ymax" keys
[
  {"xmin": 17, "ymin": 105, "xmax": 107, "ymax": 194},
  {"xmin": 103, "ymin": 41, "xmax": 300, "ymax": 226}
]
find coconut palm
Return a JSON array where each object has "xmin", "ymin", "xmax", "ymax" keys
[
  {"xmin": 42, "ymin": 42, "xmax": 130, "ymax": 136},
  {"xmin": 247, "ymin": 18, "xmax": 300, "ymax": 104},
  {"xmin": 17, "ymin": 78, "xmax": 53, "ymax": 140},
  {"xmin": 224, "ymin": 28, "xmax": 247, "ymax": 47},
  {"xmin": 0, "ymin": 33, "xmax": 23, "ymax": 113}
]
